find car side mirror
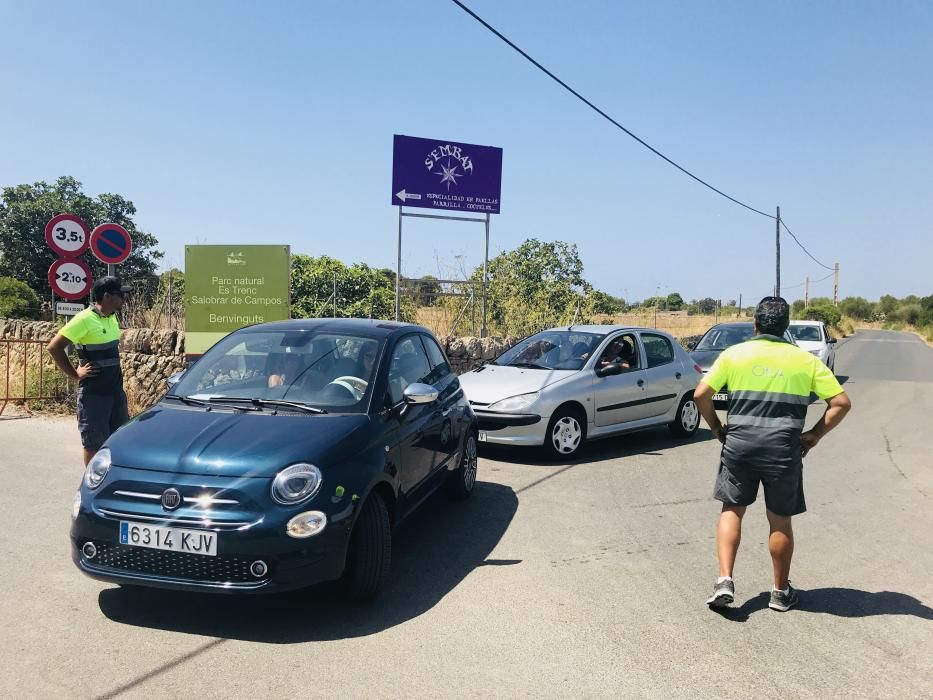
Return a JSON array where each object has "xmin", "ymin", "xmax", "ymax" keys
[
  {"xmin": 166, "ymin": 370, "xmax": 185, "ymax": 389},
  {"xmin": 827, "ymin": 337, "xmax": 837, "ymax": 344},
  {"xmin": 687, "ymin": 341, "xmax": 697, "ymax": 350},
  {"xmin": 403, "ymin": 382, "xmax": 439, "ymax": 405},
  {"xmin": 595, "ymin": 363, "xmax": 624, "ymax": 378}
]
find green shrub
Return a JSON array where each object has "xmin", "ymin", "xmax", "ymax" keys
[
  {"xmin": 805, "ymin": 304, "xmax": 842, "ymax": 328},
  {"xmin": 0, "ymin": 277, "xmax": 40, "ymax": 319},
  {"xmin": 890, "ymin": 303, "xmax": 923, "ymax": 326}
]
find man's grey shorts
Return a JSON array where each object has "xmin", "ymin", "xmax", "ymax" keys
[
  {"xmin": 77, "ymin": 388, "xmax": 129, "ymax": 451},
  {"xmin": 713, "ymin": 460, "xmax": 806, "ymax": 516}
]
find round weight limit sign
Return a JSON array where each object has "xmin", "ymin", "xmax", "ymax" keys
[
  {"xmin": 45, "ymin": 213, "xmax": 91, "ymax": 257},
  {"xmin": 48, "ymin": 258, "xmax": 93, "ymax": 300}
]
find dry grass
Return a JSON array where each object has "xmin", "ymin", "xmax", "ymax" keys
[{"xmin": 0, "ymin": 341, "xmax": 74, "ymax": 414}]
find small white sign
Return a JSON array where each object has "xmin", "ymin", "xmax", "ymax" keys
[{"xmin": 56, "ymin": 302, "xmax": 85, "ymax": 316}]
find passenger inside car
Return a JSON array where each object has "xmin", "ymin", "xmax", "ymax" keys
[{"xmin": 598, "ymin": 336, "xmax": 637, "ymax": 370}]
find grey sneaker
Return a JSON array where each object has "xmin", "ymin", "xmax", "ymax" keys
[
  {"xmin": 706, "ymin": 579, "xmax": 735, "ymax": 607},
  {"xmin": 769, "ymin": 583, "xmax": 799, "ymax": 611}
]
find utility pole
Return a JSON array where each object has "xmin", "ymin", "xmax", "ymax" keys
[
  {"xmin": 804, "ymin": 277, "xmax": 809, "ymax": 309},
  {"xmin": 738, "ymin": 294, "xmax": 742, "ymax": 317},
  {"xmin": 775, "ymin": 206, "xmax": 781, "ymax": 296},
  {"xmin": 333, "ymin": 271, "xmax": 337, "ymax": 318},
  {"xmin": 833, "ymin": 262, "xmax": 839, "ymax": 306}
]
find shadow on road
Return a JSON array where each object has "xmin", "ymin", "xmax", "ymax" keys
[
  {"xmin": 713, "ymin": 588, "xmax": 933, "ymax": 622},
  {"xmin": 479, "ymin": 425, "xmax": 717, "ymax": 468},
  {"xmin": 97, "ymin": 480, "xmax": 518, "ymax": 644}
]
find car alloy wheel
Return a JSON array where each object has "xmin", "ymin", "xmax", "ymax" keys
[
  {"xmin": 680, "ymin": 399, "xmax": 699, "ymax": 432},
  {"xmin": 551, "ymin": 415, "xmax": 582, "ymax": 455},
  {"xmin": 448, "ymin": 432, "xmax": 478, "ymax": 500}
]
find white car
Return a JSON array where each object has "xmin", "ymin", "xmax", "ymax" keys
[
  {"xmin": 788, "ymin": 320, "xmax": 837, "ymax": 372},
  {"xmin": 458, "ymin": 325, "xmax": 703, "ymax": 460}
]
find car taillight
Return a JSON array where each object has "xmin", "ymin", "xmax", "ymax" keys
[{"xmin": 693, "ymin": 364, "xmax": 704, "ymax": 374}]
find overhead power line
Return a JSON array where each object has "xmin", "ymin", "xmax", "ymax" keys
[
  {"xmin": 779, "ymin": 220, "xmax": 834, "ymax": 270},
  {"xmin": 448, "ymin": 0, "xmax": 836, "ymax": 269},
  {"xmin": 448, "ymin": 0, "xmax": 775, "ymax": 218}
]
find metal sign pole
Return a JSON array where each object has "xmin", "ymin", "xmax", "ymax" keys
[
  {"xmin": 395, "ymin": 206, "xmax": 402, "ymax": 321},
  {"xmin": 483, "ymin": 213, "xmax": 490, "ymax": 338}
]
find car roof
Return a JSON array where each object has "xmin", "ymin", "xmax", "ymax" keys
[
  {"xmin": 708, "ymin": 322, "xmax": 754, "ymax": 329},
  {"xmin": 544, "ymin": 324, "xmax": 660, "ymax": 336},
  {"xmin": 239, "ymin": 317, "xmax": 429, "ymax": 340}
]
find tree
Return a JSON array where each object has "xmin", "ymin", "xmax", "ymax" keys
[
  {"xmin": 0, "ymin": 276, "xmax": 41, "ymax": 319},
  {"xmin": 412, "ymin": 275, "xmax": 441, "ymax": 306},
  {"xmin": 839, "ymin": 296, "xmax": 875, "ymax": 320},
  {"xmin": 791, "ymin": 299, "xmax": 807, "ymax": 317},
  {"xmin": 665, "ymin": 292, "xmax": 685, "ymax": 311},
  {"xmin": 805, "ymin": 304, "xmax": 842, "ymax": 328},
  {"xmin": 878, "ymin": 294, "xmax": 899, "ymax": 317},
  {"xmin": 476, "ymin": 238, "xmax": 589, "ymax": 335},
  {"xmin": 289, "ymin": 254, "xmax": 413, "ymax": 321},
  {"xmin": 586, "ymin": 290, "xmax": 625, "ymax": 315},
  {"xmin": 0, "ymin": 177, "xmax": 163, "ymax": 298},
  {"xmin": 696, "ymin": 297, "xmax": 718, "ymax": 315}
]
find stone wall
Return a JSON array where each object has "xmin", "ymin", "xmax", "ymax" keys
[
  {"xmin": 1, "ymin": 319, "xmax": 514, "ymax": 413},
  {"xmin": 0, "ymin": 319, "xmax": 185, "ymax": 414}
]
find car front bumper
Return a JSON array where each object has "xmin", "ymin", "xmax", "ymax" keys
[
  {"xmin": 474, "ymin": 410, "xmax": 545, "ymax": 446},
  {"xmin": 70, "ymin": 469, "xmax": 356, "ymax": 594}
]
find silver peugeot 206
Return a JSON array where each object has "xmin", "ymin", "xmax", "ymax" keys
[{"xmin": 458, "ymin": 325, "xmax": 704, "ymax": 459}]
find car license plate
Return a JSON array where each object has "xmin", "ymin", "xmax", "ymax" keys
[
  {"xmin": 478, "ymin": 431, "xmax": 487, "ymax": 442},
  {"xmin": 712, "ymin": 393, "xmax": 729, "ymax": 402},
  {"xmin": 119, "ymin": 521, "xmax": 217, "ymax": 556}
]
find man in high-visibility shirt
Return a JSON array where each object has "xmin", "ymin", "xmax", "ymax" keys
[
  {"xmin": 694, "ymin": 297, "xmax": 851, "ymax": 612},
  {"xmin": 47, "ymin": 276, "xmax": 131, "ymax": 466}
]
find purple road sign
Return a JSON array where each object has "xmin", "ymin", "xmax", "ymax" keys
[{"xmin": 391, "ymin": 134, "xmax": 502, "ymax": 214}]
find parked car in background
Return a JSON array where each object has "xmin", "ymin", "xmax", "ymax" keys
[
  {"xmin": 71, "ymin": 319, "xmax": 477, "ymax": 601},
  {"xmin": 689, "ymin": 322, "xmax": 798, "ymax": 408},
  {"xmin": 458, "ymin": 325, "xmax": 703, "ymax": 460},
  {"xmin": 788, "ymin": 320, "xmax": 837, "ymax": 372}
]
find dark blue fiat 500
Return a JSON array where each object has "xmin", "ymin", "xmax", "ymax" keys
[{"xmin": 70, "ymin": 319, "xmax": 478, "ymax": 600}]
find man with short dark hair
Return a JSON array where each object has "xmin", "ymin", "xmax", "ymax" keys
[
  {"xmin": 47, "ymin": 276, "xmax": 131, "ymax": 465},
  {"xmin": 694, "ymin": 297, "xmax": 851, "ymax": 611}
]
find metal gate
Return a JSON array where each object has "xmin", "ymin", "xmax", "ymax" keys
[{"xmin": 0, "ymin": 339, "xmax": 72, "ymax": 416}]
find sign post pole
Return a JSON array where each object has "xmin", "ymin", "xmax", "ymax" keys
[
  {"xmin": 483, "ymin": 212, "xmax": 490, "ymax": 337},
  {"xmin": 396, "ymin": 206, "xmax": 402, "ymax": 321}
]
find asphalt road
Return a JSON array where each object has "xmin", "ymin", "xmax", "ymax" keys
[{"xmin": 1, "ymin": 330, "xmax": 930, "ymax": 699}]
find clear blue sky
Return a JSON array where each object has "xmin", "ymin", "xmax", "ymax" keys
[{"xmin": 3, "ymin": 0, "xmax": 931, "ymax": 303}]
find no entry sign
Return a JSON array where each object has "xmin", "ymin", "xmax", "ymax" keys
[
  {"xmin": 45, "ymin": 213, "xmax": 90, "ymax": 257},
  {"xmin": 48, "ymin": 258, "xmax": 93, "ymax": 300},
  {"xmin": 90, "ymin": 223, "xmax": 133, "ymax": 264}
]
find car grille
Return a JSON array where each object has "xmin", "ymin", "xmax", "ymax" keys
[{"xmin": 89, "ymin": 541, "xmax": 260, "ymax": 584}]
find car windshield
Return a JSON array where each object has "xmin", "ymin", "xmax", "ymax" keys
[
  {"xmin": 493, "ymin": 330, "xmax": 603, "ymax": 370},
  {"xmin": 695, "ymin": 325, "xmax": 754, "ymax": 351},
  {"xmin": 789, "ymin": 325, "xmax": 822, "ymax": 342},
  {"xmin": 170, "ymin": 330, "xmax": 382, "ymax": 413}
]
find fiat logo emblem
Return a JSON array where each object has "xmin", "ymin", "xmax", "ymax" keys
[{"xmin": 161, "ymin": 488, "xmax": 182, "ymax": 511}]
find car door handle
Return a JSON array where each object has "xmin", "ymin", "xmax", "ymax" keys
[
  {"xmin": 675, "ymin": 372, "xmax": 682, "ymax": 379},
  {"xmin": 637, "ymin": 379, "xmax": 645, "ymax": 387}
]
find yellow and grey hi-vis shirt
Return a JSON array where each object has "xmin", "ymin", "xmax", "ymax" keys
[
  {"xmin": 703, "ymin": 334, "xmax": 843, "ymax": 472},
  {"xmin": 60, "ymin": 307, "xmax": 123, "ymax": 394}
]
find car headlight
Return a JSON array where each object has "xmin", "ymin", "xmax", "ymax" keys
[
  {"xmin": 271, "ymin": 463, "xmax": 322, "ymax": 505},
  {"xmin": 488, "ymin": 392, "xmax": 539, "ymax": 412},
  {"xmin": 84, "ymin": 448, "xmax": 111, "ymax": 490}
]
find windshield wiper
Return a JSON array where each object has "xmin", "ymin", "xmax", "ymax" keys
[
  {"xmin": 207, "ymin": 396, "xmax": 327, "ymax": 414},
  {"xmin": 164, "ymin": 394, "xmax": 257, "ymax": 412},
  {"xmin": 164, "ymin": 394, "xmax": 211, "ymax": 407},
  {"xmin": 507, "ymin": 362, "xmax": 548, "ymax": 369}
]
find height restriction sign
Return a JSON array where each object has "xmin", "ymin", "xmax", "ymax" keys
[
  {"xmin": 90, "ymin": 223, "xmax": 132, "ymax": 264},
  {"xmin": 48, "ymin": 258, "xmax": 92, "ymax": 300},
  {"xmin": 45, "ymin": 213, "xmax": 90, "ymax": 257}
]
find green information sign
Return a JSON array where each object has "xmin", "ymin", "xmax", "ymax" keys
[{"xmin": 185, "ymin": 245, "xmax": 291, "ymax": 355}]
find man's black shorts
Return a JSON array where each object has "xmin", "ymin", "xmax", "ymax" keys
[
  {"xmin": 77, "ymin": 388, "xmax": 129, "ymax": 451},
  {"xmin": 713, "ymin": 459, "xmax": 806, "ymax": 516}
]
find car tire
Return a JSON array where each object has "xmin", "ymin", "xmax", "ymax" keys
[
  {"xmin": 544, "ymin": 405, "xmax": 586, "ymax": 461},
  {"xmin": 447, "ymin": 431, "xmax": 478, "ymax": 500},
  {"xmin": 341, "ymin": 491, "xmax": 391, "ymax": 602},
  {"xmin": 669, "ymin": 393, "xmax": 700, "ymax": 438}
]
